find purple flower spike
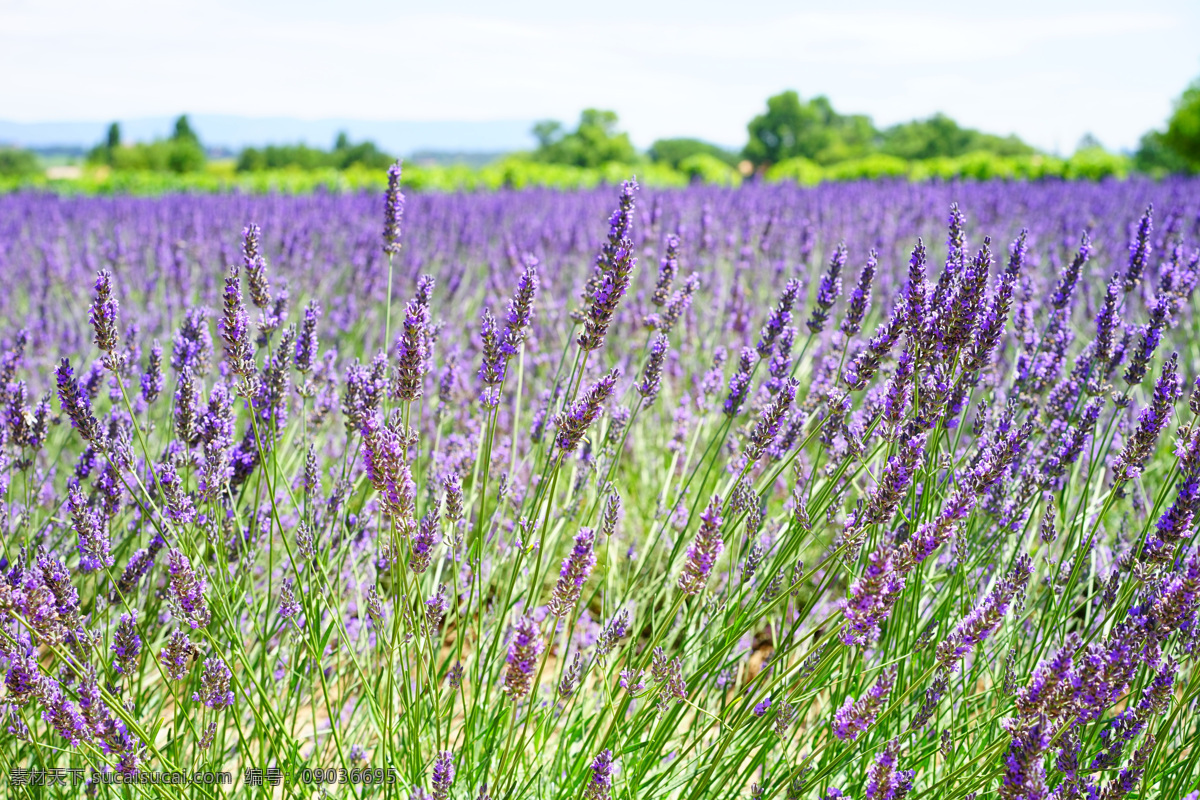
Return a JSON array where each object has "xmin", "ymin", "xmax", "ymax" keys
[
  {"xmin": 89, "ymin": 269, "xmax": 120, "ymax": 358},
  {"xmin": 431, "ymin": 750, "xmax": 455, "ymax": 800},
  {"xmin": 383, "ymin": 161, "xmax": 405, "ymax": 255},
  {"xmin": 555, "ymin": 369, "xmax": 620, "ymax": 454},
  {"xmin": 549, "ymin": 528, "xmax": 596, "ymax": 617},
  {"xmin": 865, "ymin": 738, "xmax": 914, "ymax": 800},
  {"xmin": 192, "ymin": 657, "xmax": 234, "ymax": 709},
  {"xmin": 584, "ymin": 749, "xmax": 615, "ymax": 800},
  {"xmin": 833, "ymin": 665, "xmax": 896, "ymax": 741},
  {"xmin": 679, "ymin": 494, "xmax": 723, "ymax": 596},
  {"xmin": 503, "ymin": 615, "xmax": 543, "ymax": 701},
  {"xmin": 577, "ymin": 180, "xmax": 638, "ymax": 352}
]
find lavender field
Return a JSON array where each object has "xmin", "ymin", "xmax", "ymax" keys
[{"xmin": 3, "ymin": 174, "xmax": 1200, "ymax": 799}]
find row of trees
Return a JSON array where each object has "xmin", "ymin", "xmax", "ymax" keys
[
  {"xmin": 533, "ymin": 82, "xmax": 1200, "ymax": 176},
  {"xmin": 7, "ymin": 80, "xmax": 1200, "ymax": 179},
  {"xmin": 86, "ymin": 117, "xmax": 393, "ymax": 174}
]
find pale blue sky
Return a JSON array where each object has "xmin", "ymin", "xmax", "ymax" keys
[{"xmin": 3, "ymin": 0, "xmax": 1199, "ymax": 153}]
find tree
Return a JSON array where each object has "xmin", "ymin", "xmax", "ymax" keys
[
  {"xmin": 171, "ymin": 115, "xmax": 200, "ymax": 145},
  {"xmin": 106, "ymin": 122, "xmax": 121, "ymax": 150},
  {"xmin": 1160, "ymin": 78, "xmax": 1200, "ymax": 171},
  {"xmin": 648, "ymin": 138, "xmax": 737, "ymax": 168},
  {"xmin": 0, "ymin": 147, "xmax": 40, "ymax": 178},
  {"xmin": 531, "ymin": 109, "xmax": 636, "ymax": 168},
  {"xmin": 880, "ymin": 113, "xmax": 1033, "ymax": 160},
  {"xmin": 743, "ymin": 90, "xmax": 877, "ymax": 167}
]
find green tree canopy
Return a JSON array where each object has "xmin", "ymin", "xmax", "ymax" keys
[
  {"xmin": 743, "ymin": 90, "xmax": 877, "ymax": 167},
  {"xmin": 171, "ymin": 115, "xmax": 200, "ymax": 145},
  {"xmin": 236, "ymin": 134, "xmax": 393, "ymax": 172},
  {"xmin": 0, "ymin": 147, "xmax": 40, "ymax": 178},
  {"xmin": 648, "ymin": 138, "xmax": 737, "ymax": 168},
  {"xmin": 106, "ymin": 122, "xmax": 121, "ymax": 150},
  {"xmin": 880, "ymin": 113, "xmax": 1034, "ymax": 160},
  {"xmin": 532, "ymin": 109, "xmax": 637, "ymax": 168},
  {"xmin": 1159, "ymin": 78, "xmax": 1200, "ymax": 172}
]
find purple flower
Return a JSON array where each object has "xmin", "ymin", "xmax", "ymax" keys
[
  {"xmin": 841, "ymin": 550, "xmax": 905, "ymax": 646},
  {"xmin": 745, "ymin": 378, "xmax": 796, "ymax": 464},
  {"xmin": 1114, "ymin": 352, "xmax": 1179, "ymax": 481},
  {"xmin": 1050, "ymin": 231, "xmax": 1091, "ymax": 310},
  {"xmin": 723, "ymin": 347, "xmax": 755, "ymax": 417},
  {"xmin": 555, "ymin": 369, "xmax": 620, "ymax": 454},
  {"xmin": 67, "ymin": 484, "xmax": 112, "ymax": 572},
  {"xmin": 56, "ymin": 358, "xmax": 101, "ymax": 443},
  {"xmin": 192, "ymin": 657, "xmax": 234, "ymax": 709},
  {"xmin": 431, "ymin": 750, "xmax": 455, "ymax": 800},
  {"xmin": 637, "ymin": 334, "xmax": 669, "ymax": 406},
  {"xmin": 840, "ymin": 250, "xmax": 877, "ymax": 337},
  {"xmin": 1000, "ymin": 718, "xmax": 1050, "ymax": 800},
  {"xmin": 89, "ymin": 269, "xmax": 120, "ymax": 358},
  {"xmin": 807, "ymin": 242, "xmax": 846, "ymax": 334},
  {"xmin": 758, "ymin": 278, "xmax": 801, "ymax": 358},
  {"xmin": 241, "ymin": 223, "xmax": 271, "ymax": 309},
  {"xmin": 578, "ymin": 180, "xmax": 638, "ymax": 352},
  {"xmin": 584, "ymin": 749, "xmax": 615, "ymax": 800},
  {"xmin": 865, "ymin": 738, "xmax": 914, "ymax": 800},
  {"xmin": 1123, "ymin": 204, "xmax": 1153, "ymax": 293},
  {"xmin": 139, "ymin": 340, "xmax": 164, "ymax": 404},
  {"xmin": 549, "ymin": 528, "xmax": 596, "ymax": 618},
  {"xmin": 651, "ymin": 234, "xmax": 680, "ymax": 307},
  {"xmin": 111, "ymin": 611, "xmax": 141, "ymax": 675},
  {"xmin": 166, "ymin": 549, "xmax": 210, "ymax": 629},
  {"xmin": 597, "ymin": 609, "xmax": 630, "ymax": 657},
  {"xmin": 650, "ymin": 646, "xmax": 687, "ymax": 709},
  {"xmin": 409, "ymin": 509, "xmax": 439, "ymax": 574},
  {"xmin": 295, "ymin": 299, "xmax": 321, "ymax": 374},
  {"xmin": 393, "ymin": 275, "xmax": 434, "ymax": 402},
  {"xmin": 383, "ymin": 161, "xmax": 405, "ymax": 255},
  {"xmin": 936, "ymin": 555, "xmax": 1032, "ymax": 665},
  {"xmin": 753, "ymin": 697, "xmax": 772, "ymax": 717},
  {"xmin": 678, "ymin": 494, "xmax": 723, "ymax": 595},
  {"xmin": 501, "ymin": 255, "xmax": 538, "ymax": 356},
  {"xmin": 218, "ymin": 264, "xmax": 253, "ymax": 376},
  {"xmin": 833, "ymin": 665, "xmax": 896, "ymax": 741},
  {"xmin": 159, "ymin": 630, "xmax": 198, "ymax": 681},
  {"xmin": 503, "ymin": 615, "xmax": 543, "ymax": 700}
]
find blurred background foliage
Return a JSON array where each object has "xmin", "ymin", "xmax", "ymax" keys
[{"xmin": 5, "ymin": 74, "xmax": 1200, "ymax": 192}]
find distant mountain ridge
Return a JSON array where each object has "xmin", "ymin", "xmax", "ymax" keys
[{"xmin": 0, "ymin": 116, "xmax": 538, "ymax": 156}]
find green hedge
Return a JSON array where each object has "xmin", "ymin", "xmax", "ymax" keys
[{"xmin": 0, "ymin": 150, "xmax": 1139, "ymax": 195}]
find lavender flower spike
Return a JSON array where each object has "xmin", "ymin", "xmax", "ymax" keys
[
  {"xmin": 865, "ymin": 738, "xmax": 914, "ymax": 800},
  {"xmin": 192, "ymin": 657, "xmax": 234, "ymax": 709},
  {"xmin": 218, "ymin": 264, "xmax": 253, "ymax": 376},
  {"xmin": 89, "ymin": 269, "xmax": 120, "ymax": 358},
  {"xmin": 241, "ymin": 223, "xmax": 271, "ymax": 309},
  {"xmin": 637, "ymin": 334, "xmax": 669, "ymax": 406},
  {"xmin": 584, "ymin": 750, "xmax": 615, "ymax": 800},
  {"xmin": 431, "ymin": 750, "xmax": 455, "ymax": 800},
  {"xmin": 1113, "ymin": 352, "xmax": 1179, "ymax": 481},
  {"xmin": 679, "ymin": 494, "xmax": 723, "ymax": 595},
  {"xmin": 548, "ymin": 528, "xmax": 596, "ymax": 617},
  {"xmin": 383, "ymin": 160, "xmax": 404, "ymax": 255},
  {"xmin": 578, "ymin": 179, "xmax": 638, "ymax": 352},
  {"xmin": 503, "ymin": 615, "xmax": 543, "ymax": 700},
  {"xmin": 807, "ymin": 242, "xmax": 847, "ymax": 334},
  {"xmin": 166, "ymin": 549, "xmax": 211, "ymax": 629},
  {"xmin": 555, "ymin": 368, "xmax": 620, "ymax": 454},
  {"xmin": 56, "ymin": 358, "xmax": 101, "ymax": 443},
  {"xmin": 833, "ymin": 665, "xmax": 897, "ymax": 741}
]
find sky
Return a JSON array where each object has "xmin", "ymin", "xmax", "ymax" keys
[{"xmin": 3, "ymin": 0, "xmax": 1200, "ymax": 154}]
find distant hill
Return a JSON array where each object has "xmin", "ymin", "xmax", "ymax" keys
[{"xmin": 0, "ymin": 116, "xmax": 538, "ymax": 157}]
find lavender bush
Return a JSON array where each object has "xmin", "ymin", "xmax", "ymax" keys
[{"xmin": 2, "ymin": 175, "xmax": 1200, "ymax": 798}]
